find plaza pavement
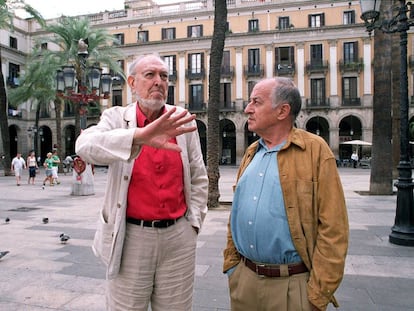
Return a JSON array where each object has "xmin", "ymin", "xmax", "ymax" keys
[{"xmin": 0, "ymin": 166, "xmax": 414, "ymax": 311}]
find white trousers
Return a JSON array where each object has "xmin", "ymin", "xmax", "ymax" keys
[{"xmin": 107, "ymin": 217, "xmax": 198, "ymax": 311}]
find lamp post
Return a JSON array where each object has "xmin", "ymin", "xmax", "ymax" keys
[
  {"xmin": 360, "ymin": 0, "xmax": 414, "ymax": 246},
  {"xmin": 56, "ymin": 39, "xmax": 112, "ymax": 196}
]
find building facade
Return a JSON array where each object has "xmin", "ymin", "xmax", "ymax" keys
[{"xmin": 1, "ymin": 0, "xmax": 410, "ymax": 164}]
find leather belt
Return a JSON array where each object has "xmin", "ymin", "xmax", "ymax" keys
[
  {"xmin": 240, "ymin": 255, "xmax": 308, "ymax": 277},
  {"xmin": 126, "ymin": 217, "xmax": 182, "ymax": 228}
]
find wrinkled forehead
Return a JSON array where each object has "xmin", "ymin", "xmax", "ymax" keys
[{"xmin": 137, "ymin": 56, "xmax": 168, "ymax": 72}]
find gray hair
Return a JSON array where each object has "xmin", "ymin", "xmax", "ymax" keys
[
  {"xmin": 128, "ymin": 53, "xmax": 168, "ymax": 76},
  {"xmin": 271, "ymin": 77, "xmax": 302, "ymax": 119}
]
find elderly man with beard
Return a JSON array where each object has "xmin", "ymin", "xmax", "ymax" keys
[{"xmin": 76, "ymin": 54, "xmax": 208, "ymax": 311}]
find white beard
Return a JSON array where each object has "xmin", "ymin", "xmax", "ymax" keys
[{"xmin": 137, "ymin": 97, "xmax": 165, "ymax": 111}]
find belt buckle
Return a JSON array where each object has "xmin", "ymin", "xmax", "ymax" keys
[
  {"xmin": 255, "ymin": 264, "xmax": 266, "ymax": 278},
  {"xmin": 151, "ymin": 220, "xmax": 161, "ymax": 227}
]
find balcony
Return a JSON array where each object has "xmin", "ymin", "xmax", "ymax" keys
[
  {"xmin": 305, "ymin": 60, "xmax": 329, "ymax": 75},
  {"xmin": 186, "ymin": 102, "xmax": 206, "ymax": 113},
  {"xmin": 339, "ymin": 58, "xmax": 364, "ymax": 73},
  {"xmin": 220, "ymin": 102, "xmax": 236, "ymax": 112},
  {"xmin": 275, "ymin": 63, "xmax": 295, "ymax": 76},
  {"xmin": 186, "ymin": 68, "xmax": 205, "ymax": 80},
  {"xmin": 305, "ymin": 98, "xmax": 330, "ymax": 111},
  {"xmin": 244, "ymin": 64, "xmax": 264, "ymax": 77},
  {"xmin": 220, "ymin": 66, "xmax": 234, "ymax": 79},
  {"xmin": 342, "ymin": 97, "xmax": 361, "ymax": 107},
  {"xmin": 169, "ymin": 70, "xmax": 178, "ymax": 82}
]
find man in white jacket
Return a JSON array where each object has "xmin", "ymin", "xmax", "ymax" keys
[{"xmin": 76, "ymin": 54, "xmax": 208, "ymax": 311}]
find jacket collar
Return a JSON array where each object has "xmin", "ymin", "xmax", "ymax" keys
[{"xmin": 282, "ymin": 127, "xmax": 306, "ymax": 151}]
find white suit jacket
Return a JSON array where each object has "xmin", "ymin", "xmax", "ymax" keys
[{"xmin": 75, "ymin": 103, "xmax": 208, "ymax": 279}]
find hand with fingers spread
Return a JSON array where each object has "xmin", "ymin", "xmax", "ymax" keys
[{"xmin": 133, "ymin": 108, "xmax": 196, "ymax": 152}]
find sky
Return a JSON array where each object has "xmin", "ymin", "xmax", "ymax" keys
[{"xmin": 22, "ymin": 0, "xmax": 178, "ymax": 19}]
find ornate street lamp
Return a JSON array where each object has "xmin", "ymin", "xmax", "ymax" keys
[
  {"xmin": 56, "ymin": 39, "xmax": 112, "ymax": 131},
  {"xmin": 360, "ymin": 0, "xmax": 414, "ymax": 246}
]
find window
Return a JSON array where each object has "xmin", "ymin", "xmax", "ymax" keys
[
  {"xmin": 112, "ymin": 90, "xmax": 123, "ymax": 107},
  {"xmin": 8, "ymin": 63, "xmax": 20, "ymax": 87},
  {"xmin": 220, "ymin": 83, "xmax": 232, "ymax": 109},
  {"xmin": 167, "ymin": 85, "xmax": 175, "ymax": 105},
  {"xmin": 137, "ymin": 31, "xmax": 149, "ymax": 42},
  {"xmin": 343, "ymin": 10, "xmax": 355, "ymax": 25},
  {"xmin": 221, "ymin": 51, "xmax": 232, "ymax": 77},
  {"xmin": 111, "ymin": 60, "xmax": 125, "ymax": 85},
  {"xmin": 308, "ymin": 13, "xmax": 325, "ymax": 28},
  {"xmin": 342, "ymin": 77, "xmax": 358, "ymax": 105},
  {"xmin": 163, "ymin": 55, "xmax": 177, "ymax": 80},
  {"xmin": 162, "ymin": 27, "xmax": 176, "ymax": 40},
  {"xmin": 189, "ymin": 53, "xmax": 203, "ymax": 74},
  {"xmin": 114, "ymin": 33, "xmax": 124, "ymax": 45},
  {"xmin": 189, "ymin": 84, "xmax": 204, "ymax": 110},
  {"xmin": 248, "ymin": 48, "xmax": 260, "ymax": 72},
  {"xmin": 310, "ymin": 78, "xmax": 326, "ymax": 106},
  {"xmin": 9, "ymin": 36, "xmax": 17, "ymax": 49},
  {"xmin": 187, "ymin": 25, "xmax": 203, "ymax": 38},
  {"xmin": 278, "ymin": 17, "xmax": 290, "ymax": 30},
  {"xmin": 275, "ymin": 46, "xmax": 295, "ymax": 75},
  {"xmin": 276, "ymin": 46, "xmax": 295, "ymax": 65},
  {"xmin": 344, "ymin": 42, "xmax": 358, "ymax": 63},
  {"xmin": 310, "ymin": 44, "xmax": 323, "ymax": 65},
  {"xmin": 248, "ymin": 19, "xmax": 259, "ymax": 32}
]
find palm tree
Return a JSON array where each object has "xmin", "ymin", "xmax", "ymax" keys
[
  {"xmin": 8, "ymin": 53, "xmax": 58, "ymax": 161},
  {"xmin": 0, "ymin": 0, "xmax": 44, "ymax": 175},
  {"xmin": 207, "ymin": 0, "xmax": 228, "ymax": 208},
  {"xmin": 42, "ymin": 16, "xmax": 125, "ymax": 138}
]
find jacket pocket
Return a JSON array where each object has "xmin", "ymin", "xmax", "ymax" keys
[{"xmin": 92, "ymin": 209, "xmax": 114, "ymax": 266}]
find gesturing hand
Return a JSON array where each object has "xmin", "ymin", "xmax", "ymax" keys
[{"xmin": 133, "ymin": 107, "xmax": 197, "ymax": 152}]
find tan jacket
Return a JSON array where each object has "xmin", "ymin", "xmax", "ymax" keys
[
  {"xmin": 76, "ymin": 103, "xmax": 208, "ymax": 279},
  {"xmin": 223, "ymin": 128, "xmax": 349, "ymax": 310}
]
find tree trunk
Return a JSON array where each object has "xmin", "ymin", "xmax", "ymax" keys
[
  {"xmin": 0, "ymin": 51, "xmax": 12, "ymax": 176},
  {"xmin": 369, "ymin": 0, "xmax": 394, "ymax": 194},
  {"xmin": 207, "ymin": 0, "xmax": 228, "ymax": 209}
]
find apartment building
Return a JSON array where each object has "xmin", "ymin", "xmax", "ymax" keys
[{"xmin": 2, "ymin": 0, "xmax": 405, "ymax": 164}]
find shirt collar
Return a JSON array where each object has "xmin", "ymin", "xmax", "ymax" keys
[{"xmin": 136, "ymin": 103, "xmax": 166, "ymax": 127}]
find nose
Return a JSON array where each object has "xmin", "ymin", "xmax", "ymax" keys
[{"xmin": 244, "ymin": 101, "xmax": 253, "ymax": 114}]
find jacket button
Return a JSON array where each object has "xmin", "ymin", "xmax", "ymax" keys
[
  {"xmin": 117, "ymin": 203, "xmax": 121, "ymax": 208},
  {"xmin": 124, "ymin": 175, "xmax": 128, "ymax": 180}
]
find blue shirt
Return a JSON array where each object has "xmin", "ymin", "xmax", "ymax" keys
[{"xmin": 231, "ymin": 139, "xmax": 301, "ymax": 264}]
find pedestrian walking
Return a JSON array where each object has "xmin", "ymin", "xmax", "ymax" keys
[
  {"xmin": 26, "ymin": 150, "xmax": 38, "ymax": 185},
  {"xmin": 223, "ymin": 77, "xmax": 349, "ymax": 311},
  {"xmin": 51, "ymin": 149, "xmax": 61, "ymax": 184},
  {"xmin": 42, "ymin": 152, "xmax": 54, "ymax": 187},
  {"xmin": 351, "ymin": 150, "xmax": 359, "ymax": 168},
  {"xmin": 76, "ymin": 53, "xmax": 208, "ymax": 311},
  {"xmin": 11, "ymin": 152, "xmax": 26, "ymax": 186}
]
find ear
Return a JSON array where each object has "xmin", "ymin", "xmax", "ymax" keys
[
  {"xmin": 276, "ymin": 103, "xmax": 291, "ymax": 120},
  {"xmin": 127, "ymin": 75, "xmax": 135, "ymax": 89}
]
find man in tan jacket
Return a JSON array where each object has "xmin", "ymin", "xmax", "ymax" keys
[{"xmin": 223, "ymin": 77, "xmax": 348, "ymax": 311}]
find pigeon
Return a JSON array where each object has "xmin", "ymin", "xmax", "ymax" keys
[
  {"xmin": 5, "ymin": 217, "xmax": 10, "ymax": 224},
  {"xmin": 60, "ymin": 233, "xmax": 70, "ymax": 244},
  {"xmin": 42, "ymin": 217, "xmax": 49, "ymax": 224},
  {"xmin": 0, "ymin": 251, "xmax": 9, "ymax": 260}
]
